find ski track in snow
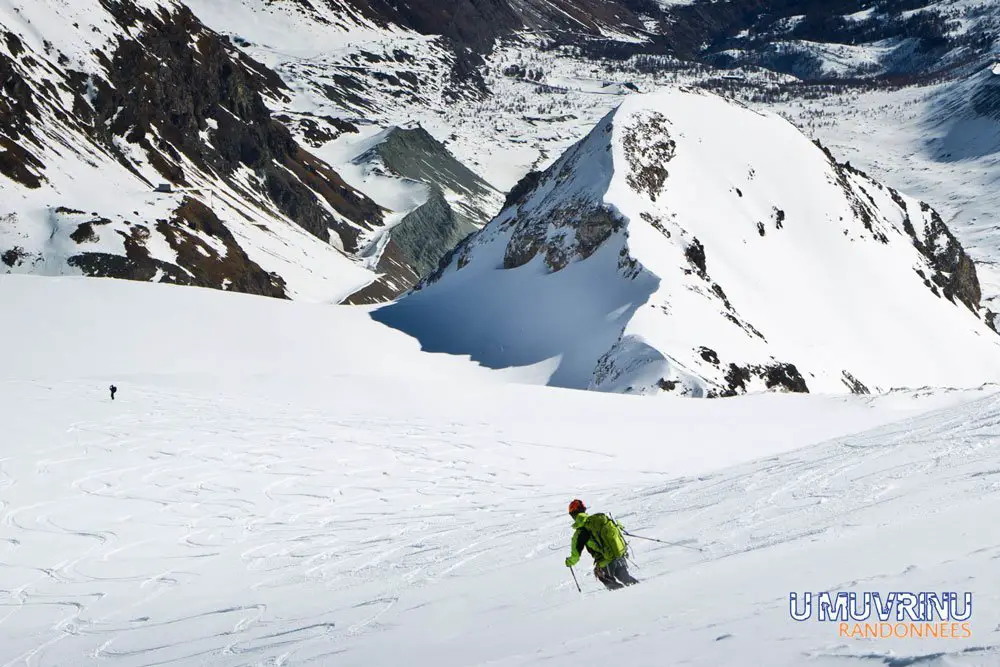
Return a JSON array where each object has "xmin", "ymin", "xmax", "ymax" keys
[
  {"xmin": 1, "ymin": 378, "xmax": 1000, "ymax": 665},
  {"xmin": 0, "ymin": 383, "xmax": 576, "ymax": 666}
]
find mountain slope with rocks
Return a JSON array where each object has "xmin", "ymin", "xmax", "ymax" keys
[
  {"xmin": 98, "ymin": 0, "xmax": 997, "ymax": 311},
  {"xmin": 4, "ymin": 0, "xmax": 1000, "ymax": 321},
  {"xmin": 351, "ymin": 126, "xmax": 500, "ymax": 227},
  {"xmin": 341, "ymin": 125, "xmax": 501, "ymax": 303},
  {"xmin": 0, "ymin": 0, "xmax": 396, "ymax": 301},
  {"xmin": 376, "ymin": 88, "xmax": 1000, "ymax": 396},
  {"xmin": 1, "ymin": 0, "xmax": 526, "ymax": 303}
]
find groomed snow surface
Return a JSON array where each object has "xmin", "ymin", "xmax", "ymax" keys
[{"xmin": 2, "ymin": 276, "xmax": 999, "ymax": 666}]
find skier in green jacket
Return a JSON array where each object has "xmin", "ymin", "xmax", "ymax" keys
[{"xmin": 564, "ymin": 499, "xmax": 639, "ymax": 590}]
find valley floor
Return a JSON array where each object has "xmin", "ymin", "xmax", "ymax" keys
[{"xmin": 1, "ymin": 277, "xmax": 999, "ymax": 666}]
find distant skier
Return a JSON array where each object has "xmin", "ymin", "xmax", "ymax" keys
[
  {"xmin": 109, "ymin": 385, "xmax": 117, "ymax": 401},
  {"xmin": 564, "ymin": 499, "xmax": 639, "ymax": 590}
]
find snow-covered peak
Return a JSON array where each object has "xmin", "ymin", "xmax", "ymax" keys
[{"xmin": 377, "ymin": 87, "xmax": 1000, "ymax": 397}]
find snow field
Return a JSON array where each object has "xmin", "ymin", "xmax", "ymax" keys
[{"xmin": 1, "ymin": 276, "xmax": 999, "ymax": 665}]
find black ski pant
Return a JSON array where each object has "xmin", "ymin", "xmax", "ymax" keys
[{"xmin": 594, "ymin": 557, "xmax": 639, "ymax": 590}]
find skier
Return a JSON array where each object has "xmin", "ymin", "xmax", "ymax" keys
[
  {"xmin": 564, "ymin": 499, "xmax": 639, "ymax": 590},
  {"xmin": 109, "ymin": 384, "xmax": 117, "ymax": 401}
]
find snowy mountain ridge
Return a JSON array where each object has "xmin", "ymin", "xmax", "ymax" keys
[{"xmin": 377, "ymin": 88, "xmax": 1000, "ymax": 396}]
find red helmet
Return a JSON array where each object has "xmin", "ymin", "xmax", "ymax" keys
[{"xmin": 568, "ymin": 499, "xmax": 586, "ymax": 515}]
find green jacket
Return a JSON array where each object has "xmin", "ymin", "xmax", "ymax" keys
[{"xmin": 565, "ymin": 512, "xmax": 628, "ymax": 568}]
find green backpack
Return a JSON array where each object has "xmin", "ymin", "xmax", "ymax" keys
[{"xmin": 585, "ymin": 513, "xmax": 628, "ymax": 562}]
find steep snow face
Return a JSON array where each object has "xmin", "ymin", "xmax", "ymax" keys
[
  {"xmin": 377, "ymin": 88, "xmax": 1000, "ymax": 397},
  {"xmin": 755, "ymin": 61, "xmax": 1000, "ymax": 314}
]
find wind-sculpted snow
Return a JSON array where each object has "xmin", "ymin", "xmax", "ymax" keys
[
  {"xmin": 2, "ymin": 276, "xmax": 1000, "ymax": 665},
  {"xmin": 378, "ymin": 88, "xmax": 1000, "ymax": 397}
]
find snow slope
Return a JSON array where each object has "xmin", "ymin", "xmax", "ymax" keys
[
  {"xmin": 377, "ymin": 88, "xmax": 1000, "ymax": 397},
  {"xmin": 763, "ymin": 62, "xmax": 1000, "ymax": 309},
  {"xmin": 2, "ymin": 275, "xmax": 999, "ymax": 665}
]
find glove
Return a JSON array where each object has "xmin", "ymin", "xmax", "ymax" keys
[{"xmin": 565, "ymin": 557, "xmax": 577, "ymax": 567}]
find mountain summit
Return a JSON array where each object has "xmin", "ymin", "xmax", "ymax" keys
[{"xmin": 377, "ymin": 88, "xmax": 1000, "ymax": 396}]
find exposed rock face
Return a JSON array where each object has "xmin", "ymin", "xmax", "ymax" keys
[
  {"xmin": 344, "ymin": 189, "xmax": 477, "ymax": 303},
  {"xmin": 502, "ymin": 205, "xmax": 624, "ymax": 272},
  {"xmin": 842, "ymin": 371, "xmax": 871, "ymax": 395},
  {"xmin": 0, "ymin": 45, "xmax": 43, "ymax": 189},
  {"xmin": 343, "ymin": 238, "xmax": 421, "ymax": 305},
  {"xmin": 60, "ymin": 199, "xmax": 287, "ymax": 297},
  {"xmin": 716, "ymin": 362, "xmax": 809, "ymax": 398},
  {"xmin": 502, "ymin": 170, "xmax": 544, "ymax": 211},
  {"xmin": 92, "ymin": 3, "xmax": 383, "ymax": 252},
  {"xmin": 390, "ymin": 189, "xmax": 479, "ymax": 278},
  {"xmin": 353, "ymin": 126, "xmax": 499, "ymax": 226},
  {"xmin": 343, "ymin": 125, "xmax": 501, "ymax": 304},
  {"xmin": 1, "ymin": 0, "xmax": 387, "ymax": 300},
  {"xmin": 914, "ymin": 202, "xmax": 982, "ymax": 312},
  {"xmin": 820, "ymin": 146, "xmax": 985, "ymax": 314},
  {"xmin": 622, "ymin": 111, "xmax": 676, "ymax": 201}
]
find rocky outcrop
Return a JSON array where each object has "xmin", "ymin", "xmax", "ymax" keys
[
  {"xmin": 622, "ymin": 111, "xmax": 676, "ymax": 201},
  {"xmin": 342, "ymin": 238, "xmax": 421, "ymax": 305},
  {"xmin": 353, "ymin": 125, "xmax": 499, "ymax": 226},
  {"xmin": 343, "ymin": 125, "xmax": 501, "ymax": 304},
  {"xmin": 913, "ymin": 201, "xmax": 982, "ymax": 313},
  {"xmin": 344, "ymin": 188, "xmax": 477, "ymax": 303},
  {"xmin": 65, "ymin": 199, "xmax": 287, "ymax": 298},
  {"xmin": 821, "ymin": 146, "xmax": 984, "ymax": 314},
  {"xmin": 389, "ymin": 189, "xmax": 479, "ymax": 278},
  {"xmin": 0, "ymin": 46, "xmax": 43, "ymax": 189},
  {"xmin": 91, "ymin": 3, "xmax": 383, "ymax": 252},
  {"xmin": 713, "ymin": 362, "xmax": 809, "ymax": 398},
  {"xmin": 502, "ymin": 204, "xmax": 625, "ymax": 272}
]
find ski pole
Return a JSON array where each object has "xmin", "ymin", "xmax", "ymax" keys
[
  {"xmin": 623, "ymin": 531, "xmax": 705, "ymax": 553},
  {"xmin": 569, "ymin": 565, "xmax": 582, "ymax": 592}
]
